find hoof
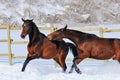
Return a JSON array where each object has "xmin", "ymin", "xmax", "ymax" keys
[
  {"xmin": 21, "ymin": 68, "xmax": 25, "ymax": 72},
  {"xmin": 77, "ymin": 71, "xmax": 82, "ymax": 74},
  {"xmin": 62, "ymin": 71, "xmax": 65, "ymax": 73},
  {"xmin": 68, "ymin": 71, "xmax": 72, "ymax": 74},
  {"xmin": 78, "ymin": 71, "xmax": 82, "ymax": 74},
  {"xmin": 21, "ymin": 70, "xmax": 24, "ymax": 72},
  {"xmin": 75, "ymin": 69, "xmax": 82, "ymax": 74}
]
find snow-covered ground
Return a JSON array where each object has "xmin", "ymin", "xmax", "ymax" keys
[
  {"xmin": 0, "ymin": 59, "xmax": 120, "ymax": 80},
  {"xmin": 0, "ymin": 26, "xmax": 120, "ymax": 80}
]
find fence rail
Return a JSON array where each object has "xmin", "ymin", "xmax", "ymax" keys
[{"xmin": 0, "ymin": 25, "xmax": 120, "ymax": 66}]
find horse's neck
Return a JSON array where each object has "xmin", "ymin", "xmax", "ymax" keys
[
  {"xmin": 29, "ymin": 27, "xmax": 43, "ymax": 43},
  {"xmin": 65, "ymin": 30, "xmax": 85, "ymax": 46}
]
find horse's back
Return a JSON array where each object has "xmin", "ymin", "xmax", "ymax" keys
[
  {"xmin": 39, "ymin": 38, "xmax": 58, "ymax": 58},
  {"xmin": 51, "ymin": 40, "xmax": 68, "ymax": 51}
]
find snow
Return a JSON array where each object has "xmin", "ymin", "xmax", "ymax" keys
[
  {"xmin": 81, "ymin": 14, "xmax": 91, "ymax": 21},
  {"xmin": 0, "ymin": 59, "xmax": 120, "ymax": 80},
  {"xmin": 1, "ymin": 25, "xmax": 120, "ymax": 80}
]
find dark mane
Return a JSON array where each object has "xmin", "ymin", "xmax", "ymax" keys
[
  {"xmin": 30, "ymin": 20, "xmax": 37, "ymax": 27},
  {"xmin": 30, "ymin": 21, "xmax": 46, "ymax": 37},
  {"xmin": 70, "ymin": 29, "xmax": 97, "ymax": 37},
  {"xmin": 67, "ymin": 29, "xmax": 98, "ymax": 39}
]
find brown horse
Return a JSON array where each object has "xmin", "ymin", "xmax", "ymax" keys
[
  {"xmin": 20, "ymin": 19, "xmax": 78, "ymax": 72},
  {"xmin": 48, "ymin": 25, "xmax": 120, "ymax": 73}
]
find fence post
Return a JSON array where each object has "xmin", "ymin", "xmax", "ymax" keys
[
  {"xmin": 50, "ymin": 26, "xmax": 57, "ymax": 32},
  {"xmin": 7, "ymin": 25, "xmax": 12, "ymax": 65},
  {"xmin": 99, "ymin": 27, "xmax": 103, "ymax": 37}
]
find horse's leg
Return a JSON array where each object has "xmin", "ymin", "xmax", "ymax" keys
[
  {"xmin": 59, "ymin": 59, "xmax": 67, "ymax": 72},
  {"xmin": 74, "ymin": 58, "xmax": 83, "ymax": 74},
  {"xmin": 114, "ymin": 40, "xmax": 120, "ymax": 62},
  {"xmin": 116, "ymin": 51, "xmax": 120, "ymax": 63},
  {"xmin": 59, "ymin": 57, "xmax": 67, "ymax": 72},
  {"xmin": 58, "ymin": 51, "xmax": 68, "ymax": 72},
  {"xmin": 69, "ymin": 57, "xmax": 83, "ymax": 74},
  {"xmin": 21, "ymin": 57, "xmax": 33, "ymax": 72},
  {"xmin": 69, "ymin": 50, "xmax": 89, "ymax": 74},
  {"xmin": 112, "ymin": 55, "xmax": 116, "ymax": 60},
  {"xmin": 53, "ymin": 56, "xmax": 61, "ymax": 67},
  {"xmin": 69, "ymin": 57, "xmax": 77, "ymax": 73}
]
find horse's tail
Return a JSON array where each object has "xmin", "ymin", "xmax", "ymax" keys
[{"xmin": 66, "ymin": 42, "xmax": 78, "ymax": 57}]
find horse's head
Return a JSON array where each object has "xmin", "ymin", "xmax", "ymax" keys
[
  {"xmin": 48, "ymin": 25, "xmax": 68, "ymax": 41},
  {"xmin": 20, "ymin": 18, "xmax": 34, "ymax": 39}
]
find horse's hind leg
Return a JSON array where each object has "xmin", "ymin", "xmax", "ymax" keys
[
  {"xmin": 59, "ymin": 57, "xmax": 67, "ymax": 72},
  {"xmin": 53, "ymin": 57, "xmax": 61, "ymax": 67},
  {"xmin": 112, "ymin": 55, "xmax": 116, "ymax": 60},
  {"xmin": 59, "ymin": 58, "xmax": 67, "ymax": 72},
  {"xmin": 115, "ymin": 50, "xmax": 120, "ymax": 63},
  {"xmin": 58, "ymin": 51, "xmax": 68, "ymax": 72},
  {"xmin": 114, "ymin": 40, "xmax": 120, "ymax": 62},
  {"xmin": 116, "ymin": 52, "xmax": 120, "ymax": 63}
]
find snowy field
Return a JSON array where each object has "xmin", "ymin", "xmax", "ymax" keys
[
  {"xmin": 0, "ymin": 59, "xmax": 120, "ymax": 80},
  {"xmin": 0, "ymin": 25, "xmax": 120, "ymax": 80}
]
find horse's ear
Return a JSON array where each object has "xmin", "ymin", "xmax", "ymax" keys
[
  {"xmin": 62, "ymin": 24, "xmax": 67, "ymax": 31},
  {"xmin": 64, "ymin": 24, "xmax": 67, "ymax": 30},
  {"xmin": 22, "ymin": 18, "xmax": 25, "ymax": 22}
]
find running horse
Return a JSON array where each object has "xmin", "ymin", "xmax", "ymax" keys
[
  {"xmin": 20, "ymin": 19, "xmax": 78, "ymax": 72},
  {"xmin": 48, "ymin": 25, "xmax": 120, "ymax": 73}
]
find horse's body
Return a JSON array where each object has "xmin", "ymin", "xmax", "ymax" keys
[
  {"xmin": 20, "ymin": 19, "xmax": 78, "ymax": 72},
  {"xmin": 48, "ymin": 25, "xmax": 120, "ymax": 73}
]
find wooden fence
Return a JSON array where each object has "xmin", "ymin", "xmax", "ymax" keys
[{"xmin": 0, "ymin": 25, "xmax": 120, "ymax": 67}]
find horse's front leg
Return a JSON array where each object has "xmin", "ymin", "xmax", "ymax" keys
[
  {"xmin": 21, "ymin": 53, "xmax": 36, "ymax": 72},
  {"xmin": 69, "ymin": 57, "xmax": 77, "ymax": 73},
  {"xmin": 21, "ymin": 57, "xmax": 33, "ymax": 72},
  {"xmin": 69, "ymin": 57, "xmax": 82, "ymax": 74},
  {"xmin": 69, "ymin": 49, "xmax": 90, "ymax": 74}
]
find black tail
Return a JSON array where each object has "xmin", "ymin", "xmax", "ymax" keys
[{"xmin": 66, "ymin": 43, "xmax": 78, "ymax": 57}]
